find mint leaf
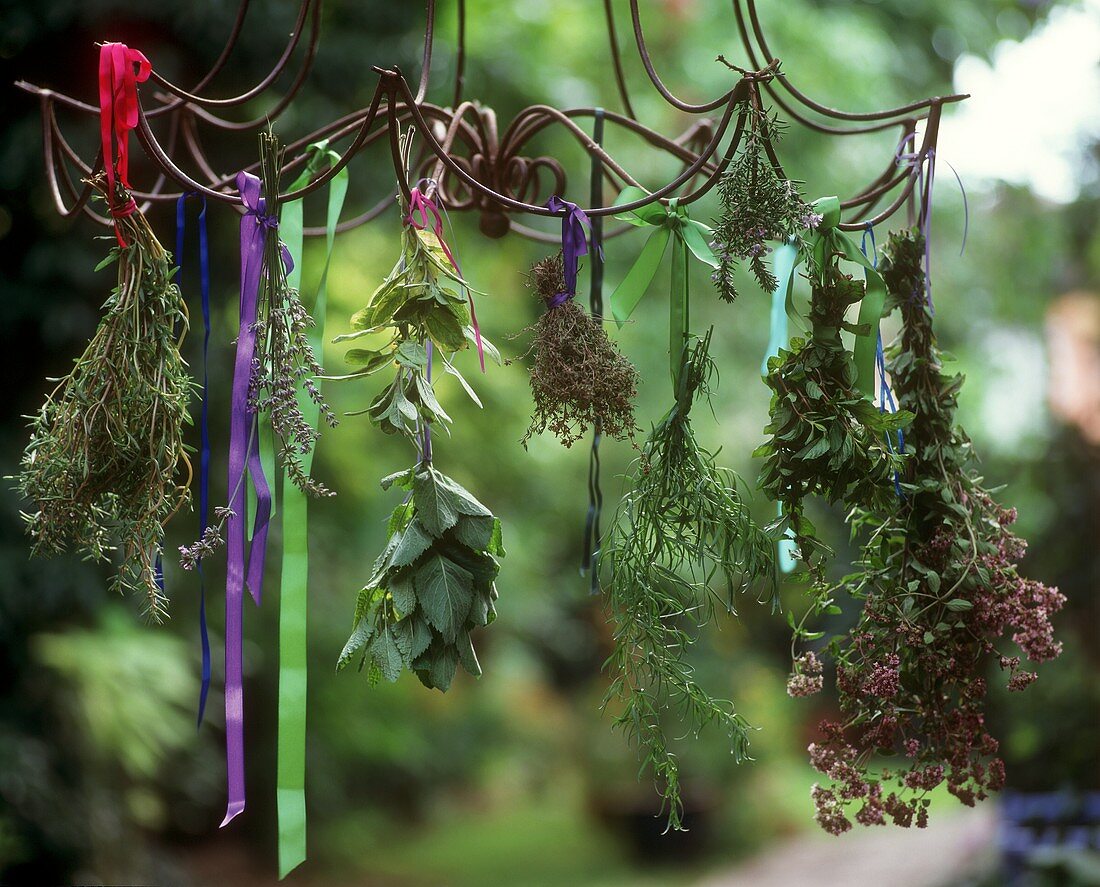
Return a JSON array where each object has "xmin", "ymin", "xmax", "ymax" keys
[
  {"xmin": 393, "ymin": 614, "xmax": 432, "ymax": 665},
  {"xmin": 392, "ymin": 519, "xmax": 434, "ymax": 568},
  {"xmin": 413, "ymin": 468, "xmax": 462, "ymax": 537},
  {"xmin": 415, "ymin": 553, "xmax": 474, "ymax": 642},
  {"xmin": 457, "ymin": 631, "xmax": 482, "ymax": 678},
  {"xmin": 371, "ymin": 627, "xmax": 404, "ymax": 682}
]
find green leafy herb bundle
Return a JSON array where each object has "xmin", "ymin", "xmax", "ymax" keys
[
  {"xmin": 517, "ymin": 252, "xmax": 639, "ymax": 448},
  {"xmin": 711, "ymin": 100, "xmax": 816, "ymax": 303},
  {"xmin": 249, "ymin": 131, "xmax": 336, "ymax": 497},
  {"xmin": 335, "ymin": 165, "xmax": 504, "ymax": 691},
  {"xmin": 337, "ymin": 465, "xmax": 505, "ymax": 690},
  {"xmin": 798, "ymin": 230, "xmax": 1065, "ymax": 835},
  {"xmin": 18, "ymin": 176, "xmax": 192, "ymax": 620},
  {"xmin": 601, "ymin": 328, "xmax": 777, "ymax": 830},
  {"xmin": 755, "ymin": 252, "xmax": 911, "ymax": 582}
]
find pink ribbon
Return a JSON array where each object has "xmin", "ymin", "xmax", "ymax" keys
[{"xmin": 97, "ymin": 42, "xmax": 151, "ymax": 245}]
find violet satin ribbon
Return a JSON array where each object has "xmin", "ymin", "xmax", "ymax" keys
[
  {"xmin": 406, "ymin": 187, "xmax": 485, "ymax": 372},
  {"xmin": 546, "ymin": 195, "xmax": 598, "ymax": 308},
  {"xmin": 177, "ymin": 192, "xmax": 212, "ymax": 726},
  {"xmin": 222, "ymin": 171, "xmax": 291, "ymax": 826}
]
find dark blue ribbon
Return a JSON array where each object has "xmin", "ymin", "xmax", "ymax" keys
[{"xmin": 177, "ymin": 193, "xmax": 212, "ymax": 727}]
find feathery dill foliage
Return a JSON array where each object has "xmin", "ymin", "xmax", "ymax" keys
[
  {"xmin": 798, "ymin": 230, "xmax": 1064, "ymax": 835},
  {"xmin": 712, "ymin": 103, "xmax": 816, "ymax": 303},
  {"xmin": 18, "ymin": 176, "xmax": 192, "ymax": 620},
  {"xmin": 334, "ymin": 171, "xmax": 505, "ymax": 691},
  {"xmin": 601, "ymin": 329, "xmax": 777, "ymax": 831},
  {"xmin": 515, "ymin": 252, "xmax": 639, "ymax": 448},
  {"xmin": 755, "ymin": 253, "xmax": 910, "ymax": 585},
  {"xmin": 249, "ymin": 130, "xmax": 337, "ymax": 498}
]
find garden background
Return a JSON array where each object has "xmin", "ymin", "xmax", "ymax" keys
[{"xmin": 0, "ymin": 0, "xmax": 1097, "ymax": 884}]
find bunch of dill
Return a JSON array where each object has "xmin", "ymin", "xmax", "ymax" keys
[{"xmin": 601, "ymin": 328, "xmax": 777, "ymax": 830}]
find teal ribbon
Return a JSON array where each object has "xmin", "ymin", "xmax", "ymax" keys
[
  {"xmin": 608, "ymin": 187, "xmax": 718, "ymax": 387},
  {"xmin": 805, "ymin": 196, "xmax": 886, "ymax": 398},
  {"xmin": 761, "ymin": 240, "xmax": 801, "ymax": 574},
  {"xmin": 276, "ymin": 141, "xmax": 348, "ymax": 879}
]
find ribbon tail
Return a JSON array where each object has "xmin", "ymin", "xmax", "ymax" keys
[
  {"xmin": 762, "ymin": 241, "xmax": 800, "ymax": 375},
  {"xmin": 669, "ymin": 235, "xmax": 689, "ymax": 389},
  {"xmin": 245, "ymin": 416, "xmax": 272, "ymax": 605},
  {"xmin": 609, "ymin": 226, "xmax": 671, "ymax": 326}
]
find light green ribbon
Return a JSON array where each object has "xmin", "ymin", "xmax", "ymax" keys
[
  {"xmin": 806, "ymin": 196, "xmax": 886, "ymax": 398},
  {"xmin": 761, "ymin": 240, "xmax": 802, "ymax": 574},
  {"xmin": 276, "ymin": 142, "xmax": 348, "ymax": 880},
  {"xmin": 608, "ymin": 187, "xmax": 718, "ymax": 387}
]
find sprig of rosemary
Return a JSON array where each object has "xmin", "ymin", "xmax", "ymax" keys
[
  {"xmin": 601, "ymin": 328, "xmax": 777, "ymax": 830},
  {"xmin": 18, "ymin": 176, "xmax": 193, "ymax": 620},
  {"xmin": 711, "ymin": 102, "xmax": 817, "ymax": 303}
]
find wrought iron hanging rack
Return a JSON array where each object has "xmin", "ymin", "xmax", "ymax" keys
[{"xmin": 15, "ymin": 0, "xmax": 966, "ymax": 236}]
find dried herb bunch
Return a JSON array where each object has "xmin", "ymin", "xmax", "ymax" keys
[
  {"xmin": 337, "ymin": 465, "xmax": 505, "ymax": 691},
  {"xmin": 18, "ymin": 176, "xmax": 192, "ymax": 620},
  {"xmin": 601, "ymin": 328, "xmax": 777, "ymax": 830},
  {"xmin": 711, "ymin": 100, "xmax": 817, "ymax": 303},
  {"xmin": 517, "ymin": 252, "xmax": 639, "ymax": 448},
  {"xmin": 796, "ymin": 230, "xmax": 1064, "ymax": 835},
  {"xmin": 755, "ymin": 253, "xmax": 911, "ymax": 583},
  {"xmin": 249, "ymin": 130, "xmax": 336, "ymax": 497}
]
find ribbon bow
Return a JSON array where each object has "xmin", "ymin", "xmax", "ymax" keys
[
  {"xmin": 405, "ymin": 187, "xmax": 485, "ymax": 372},
  {"xmin": 608, "ymin": 186, "xmax": 718, "ymax": 385},
  {"xmin": 546, "ymin": 195, "xmax": 597, "ymax": 306},
  {"xmin": 804, "ymin": 196, "xmax": 886, "ymax": 399},
  {"xmin": 98, "ymin": 42, "xmax": 151, "ymax": 243},
  {"xmin": 239, "ymin": 172, "xmax": 294, "ymax": 274}
]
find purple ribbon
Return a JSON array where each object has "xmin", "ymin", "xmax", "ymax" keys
[
  {"xmin": 546, "ymin": 196, "xmax": 597, "ymax": 308},
  {"xmin": 222, "ymin": 171, "xmax": 290, "ymax": 827}
]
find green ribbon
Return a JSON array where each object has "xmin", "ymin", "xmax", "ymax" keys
[
  {"xmin": 276, "ymin": 142, "xmax": 348, "ymax": 879},
  {"xmin": 761, "ymin": 240, "xmax": 802, "ymax": 575},
  {"xmin": 608, "ymin": 187, "xmax": 718, "ymax": 387},
  {"xmin": 805, "ymin": 196, "xmax": 886, "ymax": 398}
]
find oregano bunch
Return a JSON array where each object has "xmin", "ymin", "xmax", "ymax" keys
[
  {"xmin": 755, "ymin": 251, "xmax": 911, "ymax": 587},
  {"xmin": 18, "ymin": 176, "xmax": 192, "ymax": 620},
  {"xmin": 337, "ymin": 465, "xmax": 505, "ymax": 690},
  {"xmin": 601, "ymin": 328, "xmax": 777, "ymax": 830},
  {"xmin": 794, "ymin": 230, "xmax": 1065, "ymax": 834},
  {"xmin": 711, "ymin": 99, "xmax": 817, "ymax": 303},
  {"xmin": 515, "ymin": 252, "xmax": 640, "ymax": 448}
]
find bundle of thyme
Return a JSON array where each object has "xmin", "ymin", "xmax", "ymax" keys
[
  {"xmin": 601, "ymin": 328, "xmax": 777, "ymax": 830},
  {"xmin": 249, "ymin": 130, "xmax": 337, "ymax": 497},
  {"xmin": 516, "ymin": 252, "xmax": 639, "ymax": 448},
  {"xmin": 711, "ymin": 100, "xmax": 817, "ymax": 303},
  {"xmin": 795, "ymin": 231, "xmax": 1064, "ymax": 834},
  {"xmin": 19, "ymin": 176, "xmax": 192, "ymax": 620},
  {"xmin": 755, "ymin": 254, "xmax": 911, "ymax": 586}
]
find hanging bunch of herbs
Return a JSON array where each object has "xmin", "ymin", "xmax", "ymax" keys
[
  {"xmin": 334, "ymin": 140, "xmax": 504, "ymax": 689},
  {"xmin": 793, "ymin": 230, "xmax": 1064, "ymax": 834},
  {"xmin": 515, "ymin": 252, "xmax": 639, "ymax": 448},
  {"xmin": 711, "ymin": 89, "xmax": 818, "ymax": 303},
  {"xmin": 18, "ymin": 175, "xmax": 192, "ymax": 620},
  {"xmin": 249, "ymin": 130, "xmax": 337, "ymax": 497},
  {"xmin": 754, "ymin": 244, "xmax": 911, "ymax": 589},
  {"xmin": 337, "ymin": 464, "xmax": 505, "ymax": 690},
  {"xmin": 178, "ymin": 131, "xmax": 336, "ymax": 571},
  {"xmin": 601, "ymin": 328, "xmax": 777, "ymax": 830}
]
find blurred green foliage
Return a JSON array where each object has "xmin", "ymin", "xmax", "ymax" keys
[{"xmin": 1, "ymin": 0, "xmax": 1097, "ymax": 884}]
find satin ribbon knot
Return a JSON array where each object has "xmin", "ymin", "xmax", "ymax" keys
[
  {"xmin": 98, "ymin": 42, "xmax": 151, "ymax": 245},
  {"xmin": 546, "ymin": 195, "xmax": 599, "ymax": 308}
]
